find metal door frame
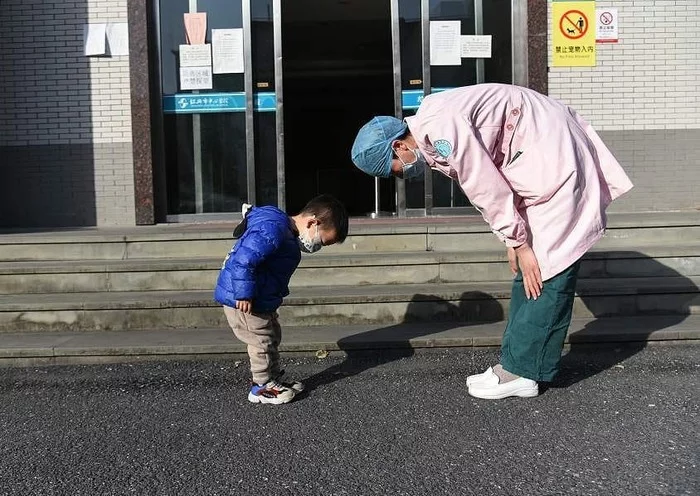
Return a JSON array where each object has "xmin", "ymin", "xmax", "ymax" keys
[
  {"xmin": 162, "ymin": 0, "xmax": 527, "ymax": 221},
  {"xmin": 162, "ymin": 0, "xmax": 257, "ymax": 222},
  {"xmin": 392, "ymin": 0, "xmax": 527, "ymax": 218}
]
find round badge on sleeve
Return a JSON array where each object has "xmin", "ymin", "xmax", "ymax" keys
[{"xmin": 434, "ymin": 139, "xmax": 453, "ymax": 158}]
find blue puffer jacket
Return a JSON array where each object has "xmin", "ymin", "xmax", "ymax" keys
[{"xmin": 214, "ymin": 206, "xmax": 301, "ymax": 313}]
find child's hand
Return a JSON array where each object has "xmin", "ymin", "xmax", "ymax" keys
[{"xmin": 236, "ymin": 299, "xmax": 252, "ymax": 314}]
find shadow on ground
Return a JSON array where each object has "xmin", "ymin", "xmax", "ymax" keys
[
  {"xmin": 303, "ymin": 291, "xmax": 503, "ymax": 392},
  {"xmin": 301, "ymin": 252, "xmax": 697, "ymax": 394}
]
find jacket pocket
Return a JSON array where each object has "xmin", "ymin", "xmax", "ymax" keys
[{"xmin": 500, "ymin": 141, "xmax": 576, "ymax": 207}]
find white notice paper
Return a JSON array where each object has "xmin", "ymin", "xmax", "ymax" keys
[
  {"xmin": 430, "ymin": 21, "xmax": 461, "ymax": 66},
  {"xmin": 596, "ymin": 8, "xmax": 619, "ymax": 43},
  {"xmin": 460, "ymin": 35, "xmax": 492, "ymax": 58},
  {"xmin": 212, "ymin": 28, "xmax": 244, "ymax": 74},
  {"xmin": 180, "ymin": 67, "xmax": 213, "ymax": 90},
  {"xmin": 179, "ymin": 44, "xmax": 212, "ymax": 68},
  {"xmin": 106, "ymin": 23, "xmax": 129, "ymax": 56},
  {"xmin": 84, "ymin": 23, "xmax": 106, "ymax": 56}
]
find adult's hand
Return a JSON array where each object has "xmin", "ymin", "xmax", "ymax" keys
[
  {"xmin": 507, "ymin": 247, "xmax": 518, "ymax": 276},
  {"xmin": 236, "ymin": 299, "xmax": 252, "ymax": 314},
  {"xmin": 511, "ymin": 243, "xmax": 543, "ymax": 300}
]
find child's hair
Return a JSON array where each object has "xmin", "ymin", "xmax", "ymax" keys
[
  {"xmin": 232, "ymin": 195, "xmax": 349, "ymax": 241},
  {"xmin": 300, "ymin": 194, "xmax": 349, "ymax": 243}
]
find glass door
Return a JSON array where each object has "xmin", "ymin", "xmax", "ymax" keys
[
  {"xmin": 392, "ymin": 0, "xmax": 513, "ymax": 217},
  {"xmin": 153, "ymin": 0, "xmax": 516, "ymax": 221},
  {"xmin": 156, "ymin": 0, "xmax": 281, "ymax": 221}
]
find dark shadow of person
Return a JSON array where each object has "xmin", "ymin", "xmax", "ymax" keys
[
  {"xmin": 549, "ymin": 251, "xmax": 698, "ymax": 389},
  {"xmin": 302, "ymin": 291, "xmax": 504, "ymax": 392}
]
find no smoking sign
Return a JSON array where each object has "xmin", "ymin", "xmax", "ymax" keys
[{"xmin": 596, "ymin": 7, "xmax": 619, "ymax": 43}]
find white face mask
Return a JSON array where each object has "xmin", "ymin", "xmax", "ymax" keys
[
  {"xmin": 298, "ymin": 222, "xmax": 322, "ymax": 254},
  {"xmin": 396, "ymin": 147, "xmax": 427, "ymax": 180}
]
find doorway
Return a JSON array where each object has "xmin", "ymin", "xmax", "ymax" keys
[{"xmin": 282, "ymin": 0, "xmax": 395, "ymax": 216}]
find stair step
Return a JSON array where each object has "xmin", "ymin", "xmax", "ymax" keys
[
  {"xmin": 0, "ymin": 245, "xmax": 697, "ymax": 294},
  {"xmin": 2, "ymin": 315, "xmax": 699, "ymax": 363},
  {"xmin": 0, "ymin": 277, "xmax": 696, "ymax": 331},
  {"xmin": 0, "ymin": 212, "xmax": 698, "ymax": 261}
]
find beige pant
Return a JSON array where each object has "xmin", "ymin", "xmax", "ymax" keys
[{"xmin": 223, "ymin": 306, "xmax": 281, "ymax": 385}]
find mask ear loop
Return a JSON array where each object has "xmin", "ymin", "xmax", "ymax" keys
[{"xmin": 313, "ymin": 217, "xmax": 321, "ymax": 243}]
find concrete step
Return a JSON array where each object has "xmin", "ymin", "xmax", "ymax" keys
[
  {"xmin": 0, "ymin": 212, "xmax": 697, "ymax": 261},
  {"xmin": 0, "ymin": 277, "xmax": 696, "ymax": 331},
  {"xmin": 2, "ymin": 315, "xmax": 698, "ymax": 365},
  {"xmin": 0, "ymin": 245, "xmax": 698, "ymax": 294}
]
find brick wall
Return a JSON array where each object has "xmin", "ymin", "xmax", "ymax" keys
[
  {"xmin": 547, "ymin": 0, "xmax": 700, "ymax": 212},
  {"xmin": 0, "ymin": 0, "xmax": 134, "ymax": 227}
]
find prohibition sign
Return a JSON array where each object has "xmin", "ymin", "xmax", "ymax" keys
[
  {"xmin": 559, "ymin": 9, "xmax": 588, "ymax": 40},
  {"xmin": 600, "ymin": 11, "xmax": 613, "ymax": 25}
]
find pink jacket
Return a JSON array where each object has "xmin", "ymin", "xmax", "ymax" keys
[{"xmin": 405, "ymin": 84, "xmax": 633, "ymax": 280}]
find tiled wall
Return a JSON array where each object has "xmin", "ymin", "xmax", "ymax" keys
[
  {"xmin": 548, "ymin": 0, "xmax": 700, "ymax": 212},
  {"xmin": 0, "ymin": 0, "xmax": 134, "ymax": 227}
]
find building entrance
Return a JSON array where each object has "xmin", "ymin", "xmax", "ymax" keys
[
  {"xmin": 282, "ymin": 0, "xmax": 395, "ymax": 216},
  {"xmin": 153, "ymin": 0, "xmax": 515, "ymax": 221}
]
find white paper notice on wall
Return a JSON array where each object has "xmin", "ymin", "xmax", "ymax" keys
[
  {"xmin": 180, "ymin": 66, "xmax": 213, "ymax": 90},
  {"xmin": 430, "ymin": 21, "xmax": 461, "ymax": 66},
  {"xmin": 461, "ymin": 35, "xmax": 492, "ymax": 58},
  {"xmin": 596, "ymin": 8, "xmax": 619, "ymax": 43},
  {"xmin": 212, "ymin": 28, "xmax": 244, "ymax": 74},
  {"xmin": 84, "ymin": 23, "xmax": 106, "ymax": 56},
  {"xmin": 106, "ymin": 23, "xmax": 129, "ymax": 56},
  {"xmin": 179, "ymin": 44, "xmax": 212, "ymax": 67}
]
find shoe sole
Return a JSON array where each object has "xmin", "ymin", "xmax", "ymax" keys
[
  {"xmin": 468, "ymin": 386, "xmax": 539, "ymax": 400},
  {"xmin": 247, "ymin": 392, "xmax": 295, "ymax": 404}
]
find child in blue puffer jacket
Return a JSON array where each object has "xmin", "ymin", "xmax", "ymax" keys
[{"xmin": 215, "ymin": 194, "xmax": 349, "ymax": 404}]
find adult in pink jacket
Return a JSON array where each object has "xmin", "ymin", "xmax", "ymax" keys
[{"xmin": 351, "ymin": 84, "xmax": 633, "ymax": 400}]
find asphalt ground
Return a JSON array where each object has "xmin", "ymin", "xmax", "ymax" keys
[{"xmin": 1, "ymin": 343, "xmax": 698, "ymax": 495}]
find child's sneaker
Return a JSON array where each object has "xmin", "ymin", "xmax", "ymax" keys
[
  {"xmin": 275, "ymin": 370, "xmax": 305, "ymax": 393},
  {"xmin": 248, "ymin": 380, "xmax": 296, "ymax": 404}
]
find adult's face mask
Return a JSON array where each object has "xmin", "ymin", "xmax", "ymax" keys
[
  {"xmin": 298, "ymin": 223, "xmax": 322, "ymax": 254},
  {"xmin": 398, "ymin": 148, "xmax": 427, "ymax": 180}
]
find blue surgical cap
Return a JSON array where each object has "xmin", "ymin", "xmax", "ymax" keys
[{"xmin": 351, "ymin": 116, "xmax": 408, "ymax": 178}]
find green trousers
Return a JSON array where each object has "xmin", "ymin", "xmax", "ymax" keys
[{"xmin": 500, "ymin": 261, "xmax": 581, "ymax": 382}]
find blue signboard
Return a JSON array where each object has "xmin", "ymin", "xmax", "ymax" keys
[
  {"xmin": 163, "ymin": 88, "xmax": 454, "ymax": 113},
  {"xmin": 163, "ymin": 92, "xmax": 276, "ymax": 114},
  {"xmin": 401, "ymin": 87, "xmax": 453, "ymax": 110}
]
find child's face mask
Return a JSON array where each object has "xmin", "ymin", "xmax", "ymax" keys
[{"xmin": 298, "ymin": 222, "xmax": 322, "ymax": 254}]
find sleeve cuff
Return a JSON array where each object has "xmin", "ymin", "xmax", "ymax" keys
[{"xmin": 493, "ymin": 229, "xmax": 526, "ymax": 248}]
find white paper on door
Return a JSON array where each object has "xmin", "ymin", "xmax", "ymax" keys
[
  {"xmin": 460, "ymin": 35, "xmax": 492, "ymax": 58},
  {"xmin": 212, "ymin": 28, "xmax": 244, "ymax": 74},
  {"xmin": 430, "ymin": 21, "xmax": 461, "ymax": 66},
  {"xmin": 180, "ymin": 67, "xmax": 213, "ymax": 90},
  {"xmin": 179, "ymin": 44, "xmax": 212, "ymax": 67}
]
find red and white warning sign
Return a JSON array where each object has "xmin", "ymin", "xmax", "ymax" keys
[{"xmin": 596, "ymin": 8, "xmax": 618, "ymax": 43}]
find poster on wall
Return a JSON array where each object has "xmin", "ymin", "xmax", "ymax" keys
[
  {"xmin": 106, "ymin": 23, "xmax": 129, "ymax": 56},
  {"xmin": 429, "ymin": 21, "xmax": 461, "ymax": 66},
  {"xmin": 83, "ymin": 23, "xmax": 106, "ymax": 56},
  {"xmin": 460, "ymin": 35, "xmax": 492, "ymax": 58},
  {"xmin": 596, "ymin": 8, "xmax": 618, "ymax": 43},
  {"xmin": 180, "ymin": 66, "xmax": 213, "ymax": 90},
  {"xmin": 552, "ymin": 0, "xmax": 596, "ymax": 67},
  {"xmin": 212, "ymin": 28, "xmax": 244, "ymax": 74}
]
